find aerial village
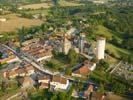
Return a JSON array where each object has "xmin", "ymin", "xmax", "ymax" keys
[{"xmin": 0, "ymin": 25, "xmax": 111, "ymax": 99}]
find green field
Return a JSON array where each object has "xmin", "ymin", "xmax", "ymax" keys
[
  {"xmin": 94, "ymin": 25, "xmax": 133, "ymax": 59},
  {"xmin": 24, "ymin": 9, "xmax": 49, "ymax": 15},
  {"xmin": 106, "ymin": 43, "xmax": 132, "ymax": 58},
  {"xmin": 94, "ymin": 25, "xmax": 122, "ymax": 41}
]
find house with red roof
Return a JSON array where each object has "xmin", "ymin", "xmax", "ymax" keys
[{"xmin": 72, "ymin": 66, "xmax": 90, "ymax": 77}]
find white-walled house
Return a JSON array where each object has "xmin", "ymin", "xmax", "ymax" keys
[
  {"xmin": 50, "ymin": 75, "xmax": 69, "ymax": 90},
  {"xmin": 38, "ymin": 75, "xmax": 50, "ymax": 89}
]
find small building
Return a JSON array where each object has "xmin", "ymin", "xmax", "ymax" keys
[
  {"xmin": 84, "ymin": 60, "xmax": 96, "ymax": 71},
  {"xmin": 72, "ymin": 66, "xmax": 90, "ymax": 77},
  {"xmin": 18, "ymin": 76, "xmax": 34, "ymax": 88},
  {"xmin": 84, "ymin": 85, "xmax": 94, "ymax": 99},
  {"xmin": 3, "ymin": 62, "xmax": 35, "ymax": 78},
  {"xmin": 50, "ymin": 75, "xmax": 69, "ymax": 90},
  {"xmin": 8, "ymin": 70, "xmax": 18, "ymax": 78},
  {"xmin": 0, "ymin": 18, "xmax": 6, "ymax": 22},
  {"xmin": 25, "ymin": 65, "xmax": 35, "ymax": 76},
  {"xmin": 71, "ymin": 89, "xmax": 79, "ymax": 98},
  {"xmin": 16, "ymin": 68, "xmax": 26, "ymax": 77},
  {"xmin": 38, "ymin": 75, "xmax": 50, "ymax": 89},
  {"xmin": 66, "ymin": 28, "xmax": 78, "ymax": 36}
]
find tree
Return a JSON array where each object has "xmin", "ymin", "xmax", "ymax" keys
[
  {"xmin": 112, "ymin": 81, "xmax": 126, "ymax": 94},
  {"xmin": 67, "ymin": 49, "xmax": 79, "ymax": 66},
  {"xmin": 98, "ymin": 59, "xmax": 109, "ymax": 70},
  {"xmin": 57, "ymin": 92, "xmax": 66, "ymax": 100},
  {"xmin": 0, "ymin": 52, "xmax": 2, "ymax": 69},
  {"xmin": 0, "ymin": 52, "xmax": 2, "ymax": 59},
  {"xmin": 91, "ymin": 56, "xmax": 98, "ymax": 63},
  {"xmin": 52, "ymin": 0, "xmax": 59, "ymax": 6},
  {"xmin": 98, "ymin": 83, "xmax": 105, "ymax": 93},
  {"xmin": 65, "ymin": 67, "xmax": 72, "ymax": 75},
  {"xmin": 0, "ymin": 81, "xmax": 7, "ymax": 92}
]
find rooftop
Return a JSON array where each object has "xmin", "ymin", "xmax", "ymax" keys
[
  {"xmin": 73, "ymin": 66, "xmax": 90, "ymax": 76},
  {"xmin": 52, "ymin": 75, "xmax": 67, "ymax": 84}
]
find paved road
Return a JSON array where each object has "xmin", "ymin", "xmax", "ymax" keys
[
  {"xmin": 2, "ymin": 44, "xmax": 59, "ymax": 76},
  {"xmin": 2, "ymin": 44, "xmax": 98, "ymax": 86}
]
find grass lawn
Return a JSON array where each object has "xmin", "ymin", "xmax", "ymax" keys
[
  {"xmin": 45, "ymin": 58, "xmax": 68, "ymax": 71},
  {"xmin": 94, "ymin": 25, "xmax": 122, "ymax": 41},
  {"xmin": 106, "ymin": 43, "xmax": 133, "ymax": 58},
  {"xmin": 0, "ymin": 87, "xmax": 21, "ymax": 100},
  {"xmin": 94, "ymin": 25, "xmax": 133, "ymax": 59},
  {"xmin": 89, "ymin": 70, "xmax": 108, "ymax": 83}
]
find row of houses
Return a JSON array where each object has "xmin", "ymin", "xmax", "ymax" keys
[
  {"xmin": 20, "ymin": 40, "xmax": 53, "ymax": 63},
  {"xmin": 72, "ymin": 84, "xmax": 106, "ymax": 100},
  {"xmin": 0, "ymin": 45, "xmax": 20, "ymax": 64},
  {"xmin": 1, "ymin": 59, "xmax": 70, "ymax": 91},
  {"xmin": 2, "ymin": 60, "xmax": 35, "ymax": 78},
  {"xmin": 13, "ymin": 74, "xmax": 69, "ymax": 91}
]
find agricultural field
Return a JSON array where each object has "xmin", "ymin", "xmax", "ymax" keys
[
  {"xmin": 19, "ymin": 0, "xmax": 83, "ymax": 10},
  {"xmin": 0, "ymin": 14, "xmax": 43, "ymax": 33},
  {"xmin": 94, "ymin": 25, "xmax": 122, "ymax": 41},
  {"xmin": 106, "ymin": 43, "xmax": 132, "ymax": 58},
  {"xmin": 59, "ymin": 0, "xmax": 84, "ymax": 7},
  {"xmin": 19, "ymin": 3, "xmax": 53, "ymax": 9}
]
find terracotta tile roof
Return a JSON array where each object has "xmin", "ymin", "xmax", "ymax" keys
[
  {"xmin": 9, "ymin": 70, "xmax": 17, "ymax": 77},
  {"xmin": 38, "ymin": 75, "xmax": 49, "ymax": 80},
  {"xmin": 40, "ymin": 83, "xmax": 49, "ymax": 88},
  {"xmin": 92, "ymin": 92, "xmax": 104, "ymax": 100},
  {"xmin": 16, "ymin": 68, "xmax": 26, "ymax": 74},
  {"xmin": 83, "ymin": 60, "xmax": 95, "ymax": 69},
  {"xmin": 25, "ymin": 65, "xmax": 34, "ymax": 71},
  {"xmin": 52, "ymin": 75, "xmax": 67, "ymax": 84},
  {"xmin": 18, "ymin": 76, "xmax": 33, "ymax": 85},
  {"xmin": 73, "ymin": 66, "xmax": 90, "ymax": 76}
]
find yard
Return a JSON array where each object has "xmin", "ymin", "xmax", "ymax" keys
[
  {"xmin": 0, "ymin": 14, "xmax": 43, "ymax": 33},
  {"xmin": 45, "ymin": 58, "xmax": 68, "ymax": 72}
]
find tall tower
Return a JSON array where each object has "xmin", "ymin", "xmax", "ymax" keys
[
  {"xmin": 63, "ymin": 33, "xmax": 71, "ymax": 55},
  {"xmin": 96, "ymin": 37, "xmax": 106, "ymax": 59},
  {"xmin": 79, "ymin": 33, "xmax": 85, "ymax": 53}
]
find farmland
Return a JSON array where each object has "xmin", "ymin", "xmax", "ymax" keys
[
  {"xmin": 0, "ymin": 14, "xmax": 43, "ymax": 33},
  {"xmin": 19, "ymin": 0, "xmax": 83, "ymax": 9},
  {"xmin": 20, "ymin": 3, "xmax": 53, "ymax": 9}
]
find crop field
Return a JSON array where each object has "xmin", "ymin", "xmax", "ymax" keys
[
  {"xmin": 59, "ymin": 0, "xmax": 84, "ymax": 7},
  {"xmin": 20, "ymin": 3, "xmax": 53, "ymax": 9},
  {"xmin": 19, "ymin": 0, "xmax": 83, "ymax": 10},
  {"xmin": 0, "ymin": 14, "xmax": 43, "ymax": 33}
]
